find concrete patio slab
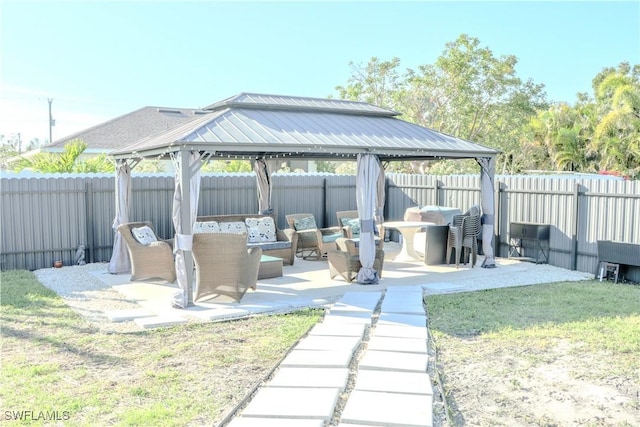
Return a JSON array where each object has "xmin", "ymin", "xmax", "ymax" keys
[
  {"xmin": 384, "ymin": 284, "xmax": 426, "ymax": 293},
  {"xmin": 340, "ymin": 389, "xmax": 432, "ymax": 427},
  {"xmin": 240, "ymin": 387, "xmax": 341, "ymax": 420},
  {"xmin": 105, "ymin": 308, "xmax": 154, "ymax": 322},
  {"xmin": 133, "ymin": 315, "xmax": 188, "ymax": 329},
  {"xmin": 332, "ymin": 291, "xmax": 382, "ymax": 311}
]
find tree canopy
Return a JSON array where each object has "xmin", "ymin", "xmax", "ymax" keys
[{"xmin": 336, "ymin": 34, "xmax": 639, "ymax": 178}]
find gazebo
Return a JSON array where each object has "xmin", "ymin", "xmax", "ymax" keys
[{"xmin": 109, "ymin": 93, "xmax": 499, "ymax": 308}]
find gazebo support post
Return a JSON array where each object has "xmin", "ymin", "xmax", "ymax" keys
[{"xmin": 180, "ymin": 149, "xmax": 195, "ymax": 306}]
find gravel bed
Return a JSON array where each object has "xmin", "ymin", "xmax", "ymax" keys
[{"xmin": 35, "ymin": 263, "xmax": 145, "ymax": 333}]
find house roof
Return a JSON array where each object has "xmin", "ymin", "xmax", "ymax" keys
[
  {"xmin": 111, "ymin": 93, "xmax": 499, "ymax": 162},
  {"xmin": 45, "ymin": 106, "xmax": 209, "ymax": 152}
]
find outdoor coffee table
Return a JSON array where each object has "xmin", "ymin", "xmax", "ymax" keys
[{"xmin": 258, "ymin": 255, "xmax": 283, "ymax": 279}]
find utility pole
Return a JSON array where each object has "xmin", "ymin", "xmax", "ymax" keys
[{"xmin": 48, "ymin": 98, "xmax": 55, "ymax": 144}]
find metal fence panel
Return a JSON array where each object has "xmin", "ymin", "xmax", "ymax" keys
[{"xmin": 1, "ymin": 173, "xmax": 638, "ymax": 279}]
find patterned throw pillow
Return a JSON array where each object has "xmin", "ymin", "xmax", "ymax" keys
[
  {"xmin": 293, "ymin": 216, "xmax": 317, "ymax": 231},
  {"xmin": 341, "ymin": 218, "xmax": 361, "ymax": 237},
  {"xmin": 131, "ymin": 225, "xmax": 158, "ymax": 245},
  {"xmin": 193, "ymin": 221, "xmax": 220, "ymax": 234},
  {"xmin": 218, "ymin": 221, "xmax": 247, "ymax": 235},
  {"xmin": 245, "ymin": 217, "xmax": 277, "ymax": 243}
]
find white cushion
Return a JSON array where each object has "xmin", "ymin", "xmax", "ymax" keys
[
  {"xmin": 218, "ymin": 221, "xmax": 247, "ymax": 235},
  {"xmin": 131, "ymin": 225, "xmax": 157, "ymax": 245},
  {"xmin": 245, "ymin": 217, "xmax": 277, "ymax": 243},
  {"xmin": 193, "ymin": 221, "xmax": 220, "ymax": 234}
]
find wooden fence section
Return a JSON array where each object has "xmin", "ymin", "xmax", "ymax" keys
[{"xmin": 2, "ymin": 173, "xmax": 638, "ymax": 280}]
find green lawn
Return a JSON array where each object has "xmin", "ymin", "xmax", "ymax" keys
[
  {"xmin": 0, "ymin": 270, "xmax": 322, "ymax": 426},
  {"xmin": 425, "ymin": 281, "xmax": 640, "ymax": 425}
]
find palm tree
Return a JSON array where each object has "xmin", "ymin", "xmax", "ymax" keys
[
  {"xmin": 590, "ymin": 66, "xmax": 640, "ymax": 175},
  {"xmin": 13, "ymin": 139, "xmax": 114, "ymax": 173}
]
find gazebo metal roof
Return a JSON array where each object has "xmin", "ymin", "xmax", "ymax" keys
[{"xmin": 110, "ymin": 93, "xmax": 499, "ymax": 161}]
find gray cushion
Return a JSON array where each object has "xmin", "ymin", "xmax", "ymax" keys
[
  {"xmin": 321, "ymin": 233, "xmax": 342, "ymax": 243},
  {"xmin": 248, "ymin": 241, "xmax": 292, "ymax": 251}
]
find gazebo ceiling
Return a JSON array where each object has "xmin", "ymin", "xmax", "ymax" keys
[{"xmin": 110, "ymin": 92, "xmax": 499, "ymax": 162}]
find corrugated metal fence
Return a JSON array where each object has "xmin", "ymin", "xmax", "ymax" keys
[{"xmin": 2, "ymin": 173, "xmax": 639, "ymax": 279}]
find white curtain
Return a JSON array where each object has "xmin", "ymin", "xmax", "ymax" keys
[
  {"xmin": 356, "ymin": 153, "xmax": 380, "ymax": 284},
  {"xmin": 477, "ymin": 156, "xmax": 497, "ymax": 268},
  {"xmin": 375, "ymin": 159, "xmax": 386, "ymax": 235},
  {"xmin": 108, "ymin": 160, "xmax": 133, "ymax": 274},
  {"xmin": 171, "ymin": 151, "xmax": 203, "ymax": 308},
  {"xmin": 253, "ymin": 158, "xmax": 277, "ymax": 215}
]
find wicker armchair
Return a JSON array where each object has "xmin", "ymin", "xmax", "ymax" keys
[
  {"xmin": 336, "ymin": 210, "xmax": 385, "ymax": 243},
  {"xmin": 192, "ymin": 233, "xmax": 262, "ymax": 303},
  {"xmin": 336, "ymin": 210, "xmax": 360, "ymax": 238},
  {"xmin": 328, "ymin": 238, "xmax": 385, "ymax": 282},
  {"xmin": 285, "ymin": 213, "xmax": 342, "ymax": 260},
  {"xmin": 116, "ymin": 221, "xmax": 176, "ymax": 282},
  {"xmin": 446, "ymin": 205, "xmax": 482, "ymax": 268}
]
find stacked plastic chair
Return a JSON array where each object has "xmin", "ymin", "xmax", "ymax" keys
[{"xmin": 446, "ymin": 205, "xmax": 482, "ymax": 268}]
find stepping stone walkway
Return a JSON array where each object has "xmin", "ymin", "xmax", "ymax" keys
[{"xmin": 225, "ymin": 286, "xmax": 434, "ymax": 427}]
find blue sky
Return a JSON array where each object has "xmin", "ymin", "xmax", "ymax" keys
[{"xmin": 1, "ymin": 1, "xmax": 638, "ymax": 145}]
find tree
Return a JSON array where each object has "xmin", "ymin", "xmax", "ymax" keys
[
  {"xmin": 12, "ymin": 139, "xmax": 114, "ymax": 173},
  {"xmin": 0, "ymin": 135, "xmax": 20, "ymax": 169},
  {"xmin": 589, "ymin": 63, "xmax": 640, "ymax": 176},
  {"xmin": 335, "ymin": 35, "xmax": 548, "ymax": 174}
]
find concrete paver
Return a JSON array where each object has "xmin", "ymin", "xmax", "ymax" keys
[
  {"xmin": 340, "ymin": 389, "xmax": 432, "ymax": 427},
  {"xmin": 373, "ymin": 324, "xmax": 428, "ymax": 339},
  {"xmin": 367, "ymin": 336, "xmax": 427, "ymax": 354},
  {"xmin": 240, "ymin": 387, "xmax": 341, "ymax": 420},
  {"xmin": 268, "ymin": 367, "xmax": 349, "ymax": 389},
  {"xmin": 358, "ymin": 350, "xmax": 428, "ymax": 372},
  {"xmin": 322, "ymin": 312, "xmax": 372, "ymax": 326},
  {"xmin": 280, "ymin": 349, "xmax": 354, "ymax": 368},
  {"xmin": 377, "ymin": 312, "xmax": 427, "ymax": 327},
  {"xmin": 353, "ymin": 370, "xmax": 432, "ymax": 395},
  {"xmin": 295, "ymin": 335, "xmax": 362, "ymax": 354},
  {"xmin": 227, "ymin": 418, "xmax": 324, "ymax": 427},
  {"xmin": 307, "ymin": 322, "xmax": 366, "ymax": 338}
]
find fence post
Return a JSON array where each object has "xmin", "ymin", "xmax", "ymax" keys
[
  {"xmin": 571, "ymin": 182, "xmax": 580, "ymax": 271},
  {"xmin": 496, "ymin": 181, "xmax": 503, "ymax": 258},
  {"xmin": 85, "ymin": 181, "xmax": 95, "ymax": 263},
  {"xmin": 433, "ymin": 180, "xmax": 440, "ymax": 205},
  {"xmin": 322, "ymin": 178, "xmax": 328, "ymax": 227},
  {"xmin": 384, "ymin": 177, "xmax": 389, "ymax": 220}
]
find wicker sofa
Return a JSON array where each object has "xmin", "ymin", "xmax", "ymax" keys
[{"xmin": 195, "ymin": 213, "xmax": 298, "ymax": 265}]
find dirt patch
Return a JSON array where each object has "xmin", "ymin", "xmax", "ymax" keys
[{"xmin": 431, "ymin": 337, "xmax": 640, "ymax": 426}]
